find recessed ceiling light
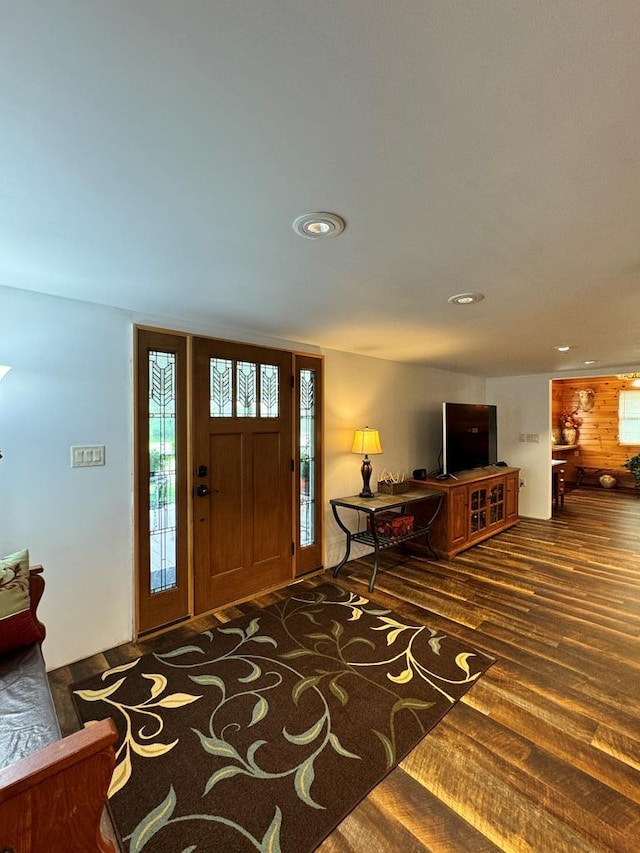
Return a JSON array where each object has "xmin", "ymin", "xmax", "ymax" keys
[
  {"xmin": 556, "ymin": 345, "xmax": 571, "ymax": 352},
  {"xmin": 292, "ymin": 212, "xmax": 346, "ymax": 239},
  {"xmin": 448, "ymin": 292, "xmax": 485, "ymax": 305}
]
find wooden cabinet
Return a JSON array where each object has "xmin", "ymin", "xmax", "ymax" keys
[{"xmin": 409, "ymin": 467, "xmax": 519, "ymax": 559}]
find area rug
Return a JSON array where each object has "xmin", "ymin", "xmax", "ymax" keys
[{"xmin": 71, "ymin": 582, "xmax": 494, "ymax": 852}]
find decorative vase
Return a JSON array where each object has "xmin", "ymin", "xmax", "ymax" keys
[
  {"xmin": 599, "ymin": 474, "xmax": 616, "ymax": 489},
  {"xmin": 551, "ymin": 428, "xmax": 561, "ymax": 445},
  {"xmin": 561, "ymin": 427, "xmax": 577, "ymax": 445}
]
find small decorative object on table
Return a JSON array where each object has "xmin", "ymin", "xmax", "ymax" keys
[
  {"xmin": 377, "ymin": 468, "xmax": 408, "ymax": 494},
  {"xmin": 367, "ymin": 511, "xmax": 415, "ymax": 537}
]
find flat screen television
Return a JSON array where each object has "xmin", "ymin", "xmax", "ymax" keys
[{"xmin": 442, "ymin": 402, "xmax": 498, "ymax": 476}]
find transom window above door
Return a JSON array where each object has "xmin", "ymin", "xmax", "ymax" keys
[{"xmin": 209, "ymin": 357, "xmax": 280, "ymax": 418}]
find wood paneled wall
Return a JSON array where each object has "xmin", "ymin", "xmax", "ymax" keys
[{"xmin": 552, "ymin": 376, "xmax": 640, "ymax": 487}]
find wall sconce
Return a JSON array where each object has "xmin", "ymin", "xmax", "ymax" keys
[{"xmin": 352, "ymin": 427, "xmax": 383, "ymax": 498}]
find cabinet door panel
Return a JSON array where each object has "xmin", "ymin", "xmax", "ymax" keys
[
  {"xmin": 469, "ymin": 486, "xmax": 489, "ymax": 539},
  {"xmin": 505, "ymin": 472, "xmax": 518, "ymax": 521},
  {"xmin": 450, "ymin": 487, "xmax": 468, "ymax": 545}
]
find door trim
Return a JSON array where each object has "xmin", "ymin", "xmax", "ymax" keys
[{"xmin": 134, "ymin": 329, "xmax": 324, "ymax": 633}]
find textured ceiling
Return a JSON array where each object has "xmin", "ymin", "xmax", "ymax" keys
[{"xmin": 2, "ymin": 1, "xmax": 640, "ymax": 376}]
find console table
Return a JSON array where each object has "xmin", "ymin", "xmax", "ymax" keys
[{"xmin": 330, "ymin": 489, "xmax": 444, "ymax": 592}]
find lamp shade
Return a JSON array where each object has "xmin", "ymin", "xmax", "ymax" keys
[
  {"xmin": 352, "ymin": 428, "xmax": 383, "ymax": 456},
  {"xmin": 0, "ymin": 366, "xmax": 11, "ymax": 382}
]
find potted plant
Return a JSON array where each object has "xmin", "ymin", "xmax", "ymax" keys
[{"xmin": 623, "ymin": 453, "xmax": 640, "ymax": 488}]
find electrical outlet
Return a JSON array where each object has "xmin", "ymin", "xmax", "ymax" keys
[
  {"xmin": 525, "ymin": 433, "xmax": 539, "ymax": 443},
  {"xmin": 519, "ymin": 478, "xmax": 526, "ymax": 488},
  {"xmin": 519, "ymin": 433, "xmax": 526, "ymax": 443}
]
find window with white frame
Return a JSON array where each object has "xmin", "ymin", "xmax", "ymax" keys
[{"xmin": 618, "ymin": 390, "xmax": 640, "ymax": 444}]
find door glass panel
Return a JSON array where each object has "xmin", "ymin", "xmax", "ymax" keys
[
  {"xmin": 237, "ymin": 360, "xmax": 257, "ymax": 417},
  {"xmin": 260, "ymin": 363, "xmax": 279, "ymax": 417},
  {"xmin": 491, "ymin": 504, "xmax": 504, "ymax": 524},
  {"xmin": 149, "ymin": 350, "xmax": 177, "ymax": 593},
  {"xmin": 300, "ymin": 368, "xmax": 316, "ymax": 547},
  {"xmin": 210, "ymin": 358, "xmax": 233, "ymax": 417}
]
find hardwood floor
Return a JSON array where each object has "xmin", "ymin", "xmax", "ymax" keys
[{"xmin": 49, "ymin": 487, "xmax": 640, "ymax": 852}]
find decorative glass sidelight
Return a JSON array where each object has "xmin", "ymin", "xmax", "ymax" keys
[
  {"xmin": 148, "ymin": 350, "xmax": 177, "ymax": 593},
  {"xmin": 299, "ymin": 368, "xmax": 316, "ymax": 547}
]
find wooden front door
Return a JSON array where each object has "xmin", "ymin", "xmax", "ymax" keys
[{"xmin": 192, "ymin": 337, "xmax": 294, "ymax": 614}]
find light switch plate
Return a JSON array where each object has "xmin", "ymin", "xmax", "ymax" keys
[{"xmin": 71, "ymin": 445, "xmax": 105, "ymax": 467}]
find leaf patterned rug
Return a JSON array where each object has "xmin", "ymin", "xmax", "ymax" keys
[{"xmin": 71, "ymin": 582, "xmax": 494, "ymax": 852}]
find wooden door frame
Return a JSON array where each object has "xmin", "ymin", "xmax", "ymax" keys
[
  {"xmin": 134, "ymin": 327, "xmax": 191, "ymax": 635},
  {"xmin": 294, "ymin": 353, "xmax": 324, "ymax": 576}
]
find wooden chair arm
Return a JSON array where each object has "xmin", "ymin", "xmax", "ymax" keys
[
  {"xmin": 28, "ymin": 564, "xmax": 46, "ymax": 643},
  {"xmin": 0, "ymin": 718, "xmax": 118, "ymax": 852}
]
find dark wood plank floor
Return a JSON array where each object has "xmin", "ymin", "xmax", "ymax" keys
[{"xmin": 49, "ymin": 487, "xmax": 640, "ymax": 852}]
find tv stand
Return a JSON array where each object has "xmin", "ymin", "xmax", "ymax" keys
[{"xmin": 408, "ymin": 467, "xmax": 519, "ymax": 559}]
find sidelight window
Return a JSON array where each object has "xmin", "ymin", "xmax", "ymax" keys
[
  {"xmin": 294, "ymin": 355, "xmax": 323, "ymax": 576},
  {"xmin": 148, "ymin": 350, "xmax": 177, "ymax": 593},
  {"xmin": 299, "ymin": 368, "xmax": 316, "ymax": 547}
]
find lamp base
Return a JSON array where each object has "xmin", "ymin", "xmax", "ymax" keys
[{"xmin": 359, "ymin": 455, "xmax": 375, "ymax": 498}]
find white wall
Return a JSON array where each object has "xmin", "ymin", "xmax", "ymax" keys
[
  {"xmin": 322, "ymin": 349, "xmax": 485, "ymax": 566},
  {"xmin": 487, "ymin": 375, "xmax": 552, "ymax": 518},
  {"xmin": 0, "ymin": 285, "xmax": 486, "ymax": 669},
  {"xmin": 0, "ymin": 286, "xmax": 134, "ymax": 670}
]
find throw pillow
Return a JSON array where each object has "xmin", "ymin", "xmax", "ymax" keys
[{"xmin": 0, "ymin": 548, "xmax": 45, "ymax": 655}]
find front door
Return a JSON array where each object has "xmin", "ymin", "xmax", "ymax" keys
[{"xmin": 192, "ymin": 337, "xmax": 294, "ymax": 614}]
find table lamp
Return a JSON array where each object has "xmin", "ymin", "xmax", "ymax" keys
[{"xmin": 352, "ymin": 427, "xmax": 383, "ymax": 498}]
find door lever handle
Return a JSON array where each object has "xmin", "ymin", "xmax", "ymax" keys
[{"xmin": 196, "ymin": 484, "xmax": 212, "ymax": 497}]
